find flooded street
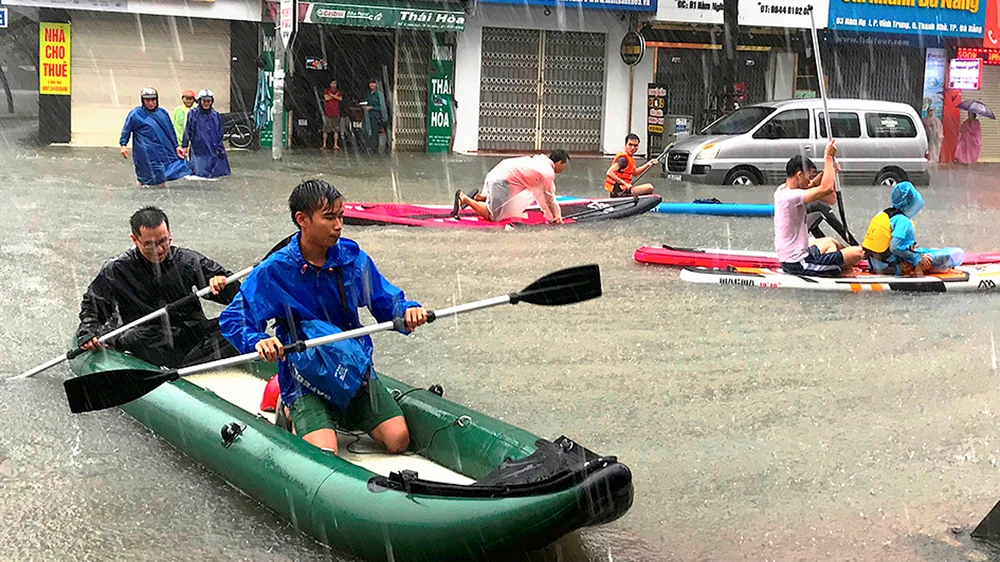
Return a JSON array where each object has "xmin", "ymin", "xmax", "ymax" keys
[{"xmin": 4, "ymin": 142, "xmax": 1000, "ymax": 561}]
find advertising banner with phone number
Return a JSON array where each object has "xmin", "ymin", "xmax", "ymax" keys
[{"xmin": 829, "ymin": 0, "xmax": 985, "ymax": 37}]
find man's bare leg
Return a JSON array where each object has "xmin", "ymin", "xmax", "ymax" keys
[
  {"xmin": 630, "ymin": 183, "xmax": 655, "ymax": 196},
  {"xmin": 369, "ymin": 415, "xmax": 410, "ymax": 454},
  {"xmin": 301, "ymin": 428, "xmax": 339, "ymax": 454},
  {"xmin": 459, "ymin": 192, "xmax": 491, "ymax": 220}
]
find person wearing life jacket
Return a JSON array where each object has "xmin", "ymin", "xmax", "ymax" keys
[
  {"xmin": 604, "ymin": 134, "xmax": 657, "ymax": 197},
  {"xmin": 862, "ymin": 181, "xmax": 964, "ymax": 276},
  {"xmin": 220, "ymin": 180, "xmax": 427, "ymax": 455}
]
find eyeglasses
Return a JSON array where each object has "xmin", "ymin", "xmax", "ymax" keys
[{"xmin": 139, "ymin": 236, "xmax": 172, "ymax": 251}]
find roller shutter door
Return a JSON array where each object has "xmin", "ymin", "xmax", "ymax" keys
[{"xmin": 977, "ymin": 65, "xmax": 1000, "ymax": 163}]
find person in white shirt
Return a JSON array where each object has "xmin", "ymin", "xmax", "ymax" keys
[{"xmin": 453, "ymin": 151, "xmax": 569, "ymax": 224}]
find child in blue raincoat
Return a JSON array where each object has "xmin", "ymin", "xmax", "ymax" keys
[
  {"xmin": 220, "ymin": 180, "xmax": 427, "ymax": 455},
  {"xmin": 862, "ymin": 181, "xmax": 964, "ymax": 276}
]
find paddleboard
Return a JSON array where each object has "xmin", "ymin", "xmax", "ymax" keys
[
  {"xmin": 343, "ymin": 195, "xmax": 661, "ymax": 228},
  {"xmin": 636, "ymin": 245, "xmax": 1000, "ymax": 270},
  {"xmin": 650, "ymin": 201, "xmax": 773, "ymax": 217},
  {"xmin": 680, "ymin": 264, "xmax": 1000, "ymax": 293}
]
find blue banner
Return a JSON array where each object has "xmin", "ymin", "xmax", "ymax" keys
[
  {"xmin": 480, "ymin": 0, "xmax": 657, "ymax": 12},
  {"xmin": 829, "ymin": 0, "xmax": 985, "ymax": 37}
]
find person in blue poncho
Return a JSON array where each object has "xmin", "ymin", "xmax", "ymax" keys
[
  {"xmin": 119, "ymin": 88, "xmax": 191, "ymax": 188},
  {"xmin": 862, "ymin": 181, "xmax": 965, "ymax": 276},
  {"xmin": 220, "ymin": 179, "xmax": 427, "ymax": 455},
  {"xmin": 181, "ymin": 89, "xmax": 231, "ymax": 179}
]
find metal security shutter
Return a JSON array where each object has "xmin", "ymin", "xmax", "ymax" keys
[
  {"xmin": 479, "ymin": 27, "xmax": 540, "ymax": 151},
  {"xmin": 394, "ymin": 31, "xmax": 431, "ymax": 152},
  {"xmin": 825, "ymin": 45, "xmax": 923, "ymax": 113},
  {"xmin": 977, "ymin": 65, "xmax": 1000, "ymax": 162},
  {"xmin": 539, "ymin": 31, "xmax": 604, "ymax": 153},
  {"xmin": 71, "ymin": 12, "xmax": 230, "ymax": 147}
]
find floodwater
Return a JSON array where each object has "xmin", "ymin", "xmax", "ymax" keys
[{"xmin": 4, "ymin": 135, "xmax": 1000, "ymax": 561}]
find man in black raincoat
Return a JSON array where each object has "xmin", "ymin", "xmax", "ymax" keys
[{"xmin": 75, "ymin": 206, "xmax": 240, "ymax": 367}]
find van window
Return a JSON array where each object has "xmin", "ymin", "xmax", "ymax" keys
[
  {"xmin": 817, "ymin": 112, "xmax": 862, "ymax": 138},
  {"xmin": 701, "ymin": 106, "xmax": 776, "ymax": 135},
  {"xmin": 865, "ymin": 113, "xmax": 917, "ymax": 138},
  {"xmin": 752, "ymin": 109, "xmax": 810, "ymax": 140}
]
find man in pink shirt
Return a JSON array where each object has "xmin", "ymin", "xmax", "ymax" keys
[
  {"xmin": 454, "ymin": 150, "xmax": 569, "ymax": 223},
  {"xmin": 775, "ymin": 140, "xmax": 863, "ymax": 276}
]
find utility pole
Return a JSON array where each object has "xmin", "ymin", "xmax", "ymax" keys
[
  {"xmin": 718, "ymin": 0, "xmax": 739, "ymax": 117},
  {"xmin": 273, "ymin": 0, "xmax": 296, "ymax": 160}
]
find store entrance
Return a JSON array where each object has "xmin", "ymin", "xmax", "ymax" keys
[{"xmin": 289, "ymin": 24, "xmax": 395, "ymax": 149}]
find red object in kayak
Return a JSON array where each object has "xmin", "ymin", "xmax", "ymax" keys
[
  {"xmin": 260, "ymin": 374, "xmax": 279, "ymax": 413},
  {"xmin": 634, "ymin": 244, "xmax": 1000, "ymax": 270},
  {"xmin": 343, "ymin": 195, "xmax": 661, "ymax": 229}
]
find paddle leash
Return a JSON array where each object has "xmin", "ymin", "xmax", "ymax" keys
[
  {"xmin": 808, "ymin": 5, "xmax": 858, "ymax": 246},
  {"xmin": 12, "ymin": 265, "xmax": 257, "ymax": 381},
  {"xmin": 63, "ymin": 264, "xmax": 602, "ymax": 414}
]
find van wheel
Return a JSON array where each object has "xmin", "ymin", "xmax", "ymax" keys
[
  {"xmin": 725, "ymin": 168, "xmax": 760, "ymax": 186},
  {"xmin": 874, "ymin": 169, "xmax": 906, "ymax": 186}
]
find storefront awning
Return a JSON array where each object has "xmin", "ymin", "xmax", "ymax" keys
[{"xmin": 300, "ymin": 1, "xmax": 465, "ymax": 31}]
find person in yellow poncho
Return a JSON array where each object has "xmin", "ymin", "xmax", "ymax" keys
[{"xmin": 172, "ymin": 89, "xmax": 197, "ymax": 146}]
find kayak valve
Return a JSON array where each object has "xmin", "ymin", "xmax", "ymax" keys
[{"xmin": 221, "ymin": 422, "xmax": 246, "ymax": 448}]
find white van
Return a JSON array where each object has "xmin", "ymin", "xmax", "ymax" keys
[{"xmin": 664, "ymin": 99, "xmax": 929, "ymax": 186}]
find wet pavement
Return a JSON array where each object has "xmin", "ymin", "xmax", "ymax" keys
[{"xmin": 3, "ymin": 140, "xmax": 1000, "ymax": 561}]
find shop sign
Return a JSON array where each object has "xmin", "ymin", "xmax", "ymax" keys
[
  {"xmin": 959, "ymin": 46, "xmax": 1000, "ymax": 63},
  {"xmin": 303, "ymin": 2, "xmax": 466, "ymax": 31},
  {"xmin": 480, "ymin": 0, "xmax": 655, "ymax": 12},
  {"xmin": 948, "ymin": 57, "xmax": 982, "ymax": 90},
  {"xmin": 829, "ymin": 0, "xmax": 985, "ymax": 37},
  {"xmin": 986, "ymin": 0, "xmax": 999, "ymax": 46},
  {"xmin": 0, "ymin": 8, "xmax": 8, "ymax": 29},
  {"xmin": 258, "ymin": 26, "xmax": 288, "ymax": 149},
  {"xmin": 426, "ymin": 42, "xmax": 453, "ymax": 153},
  {"xmin": 620, "ymin": 31, "xmax": 645, "ymax": 66},
  {"xmin": 3, "ymin": 0, "xmax": 126, "ymax": 10},
  {"xmin": 647, "ymin": 84, "xmax": 666, "ymax": 136},
  {"xmin": 654, "ymin": 0, "xmax": 827, "ymax": 28},
  {"xmin": 280, "ymin": 0, "xmax": 296, "ymax": 48},
  {"xmin": 39, "ymin": 23, "xmax": 70, "ymax": 96}
]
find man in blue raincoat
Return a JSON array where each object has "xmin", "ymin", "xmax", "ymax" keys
[
  {"xmin": 119, "ymin": 88, "xmax": 191, "ymax": 188},
  {"xmin": 862, "ymin": 181, "xmax": 965, "ymax": 276},
  {"xmin": 181, "ymin": 89, "xmax": 231, "ymax": 179},
  {"xmin": 220, "ymin": 180, "xmax": 427, "ymax": 455}
]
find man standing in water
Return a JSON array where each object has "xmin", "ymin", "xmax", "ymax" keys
[
  {"xmin": 453, "ymin": 150, "xmax": 568, "ymax": 224},
  {"xmin": 76, "ymin": 206, "xmax": 240, "ymax": 367},
  {"xmin": 220, "ymin": 180, "xmax": 427, "ymax": 455},
  {"xmin": 181, "ymin": 89, "xmax": 231, "ymax": 179},
  {"xmin": 604, "ymin": 134, "xmax": 657, "ymax": 197},
  {"xmin": 775, "ymin": 140, "xmax": 864, "ymax": 276},
  {"xmin": 120, "ymin": 88, "xmax": 191, "ymax": 188}
]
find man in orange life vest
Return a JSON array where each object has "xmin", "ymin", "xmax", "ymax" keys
[{"xmin": 604, "ymin": 134, "xmax": 657, "ymax": 197}]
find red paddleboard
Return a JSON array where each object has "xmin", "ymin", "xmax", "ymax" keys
[
  {"xmin": 343, "ymin": 195, "xmax": 661, "ymax": 229},
  {"xmin": 634, "ymin": 244, "xmax": 1000, "ymax": 271}
]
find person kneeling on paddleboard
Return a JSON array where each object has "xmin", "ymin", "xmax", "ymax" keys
[
  {"xmin": 862, "ymin": 181, "xmax": 964, "ymax": 276},
  {"xmin": 604, "ymin": 134, "xmax": 657, "ymax": 198},
  {"xmin": 219, "ymin": 180, "xmax": 427, "ymax": 455},
  {"xmin": 453, "ymin": 150, "xmax": 569, "ymax": 224},
  {"xmin": 775, "ymin": 140, "xmax": 864, "ymax": 277}
]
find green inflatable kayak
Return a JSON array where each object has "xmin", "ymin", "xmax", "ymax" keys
[{"xmin": 69, "ymin": 349, "xmax": 632, "ymax": 561}]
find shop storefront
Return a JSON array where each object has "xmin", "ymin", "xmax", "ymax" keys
[
  {"xmin": 453, "ymin": 0, "xmax": 656, "ymax": 155},
  {"xmin": 18, "ymin": 0, "xmax": 263, "ymax": 146},
  {"xmin": 952, "ymin": 46, "xmax": 1000, "ymax": 162},
  {"xmin": 269, "ymin": 0, "xmax": 464, "ymax": 152}
]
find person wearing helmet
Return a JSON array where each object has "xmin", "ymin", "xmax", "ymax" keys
[
  {"xmin": 172, "ymin": 89, "xmax": 197, "ymax": 144},
  {"xmin": 180, "ymin": 89, "xmax": 230, "ymax": 178},
  {"xmin": 861, "ymin": 181, "xmax": 965, "ymax": 276},
  {"xmin": 119, "ymin": 88, "xmax": 191, "ymax": 188}
]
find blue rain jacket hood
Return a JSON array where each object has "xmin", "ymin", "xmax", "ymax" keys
[
  {"xmin": 890, "ymin": 181, "xmax": 924, "ymax": 218},
  {"xmin": 119, "ymin": 105, "xmax": 191, "ymax": 185},
  {"xmin": 219, "ymin": 233, "xmax": 420, "ymax": 408},
  {"xmin": 182, "ymin": 106, "xmax": 231, "ymax": 178}
]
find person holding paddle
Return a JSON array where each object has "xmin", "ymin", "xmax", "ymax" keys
[
  {"xmin": 775, "ymin": 141, "xmax": 864, "ymax": 277},
  {"xmin": 76, "ymin": 206, "xmax": 241, "ymax": 367},
  {"xmin": 219, "ymin": 180, "xmax": 427, "ymax": 455},
  {"xmin": 604, "ymin": 134, "xmax": 657, "ymax": 197}
]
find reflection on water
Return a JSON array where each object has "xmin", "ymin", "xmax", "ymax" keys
[{"xmin": 3, "ymin": 146, "xmax": 1000, "ymax": 561}]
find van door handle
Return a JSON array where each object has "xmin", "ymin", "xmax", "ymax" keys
[{"xmin": 804, "ymin": 145, "xmax": 812, "ymax": 151}]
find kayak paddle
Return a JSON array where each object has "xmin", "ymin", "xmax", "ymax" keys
[
  {"xmin": 12, "ymin": 265, "xmax": 256, "ymax": 381},
  {"xmin": 64, "ymin": 264, "xmax": 602, "ymax": 414},
  {"xmin": 631, "ymin": 142, "xmax": 672, "ymax": 185},
  {"xmin": 808, "ymin": 5, "xmax": 858, "ymax": 246}
]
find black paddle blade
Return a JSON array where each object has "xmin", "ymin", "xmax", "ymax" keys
[
  {"xmin": 513, "ymin": 264, "xmax": 602, "ymax": 306},
  {"xmin": 64, "ymin": 368, "xmax": 179, "ymax": 414}
]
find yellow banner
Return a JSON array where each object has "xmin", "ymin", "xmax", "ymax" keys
[{"xmin": 39, "ymin": 23, "xmax": 71, "ymax": 96}]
